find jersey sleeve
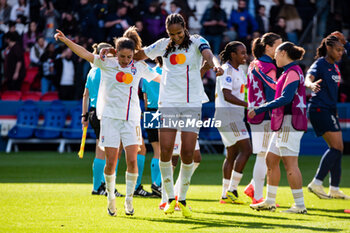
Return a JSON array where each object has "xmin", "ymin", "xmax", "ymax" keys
[
  {"xmin": 218, "ymin": 68, "xmax": 233, "ymax": 91},
  {"xmin": 191, "ymin": 35, "xmax": 211, "ymax": 53},
  {"xmin": 307, "ymin": 60, "xmax": 320, "ymax": 78},
  {"xmin": 138, "ymin": 61, "xmax": 158, "ymax": 82},
  {"xmin": 144, "ymin": 38, "xmax": 167, "ymax": 60}
]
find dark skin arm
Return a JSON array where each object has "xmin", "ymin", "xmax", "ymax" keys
[{"xmin": 223, "ymin": 88, "xmax": 248, "ymax": 107}]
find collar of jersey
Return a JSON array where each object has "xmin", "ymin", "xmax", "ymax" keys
[
  {"xmin": 283, "ymin": 61, "xmax": 296, "ymax": 71},
  {"xmin": 259, "ymin": 55, "xmax": 273, "ymax": 63},
  {"xmin": 117, "ymin": 59, "xmax": 134, "ymax": 68},
  {"xmin": 227, "ymin": 62, "xmax": 239, "ymax": 71}
]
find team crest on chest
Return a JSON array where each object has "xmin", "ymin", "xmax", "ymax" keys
[{"xmin": 131, "ymin": 66, "xmax": 137, "ymax": 75}]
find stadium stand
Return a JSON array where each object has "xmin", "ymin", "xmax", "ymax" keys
[
  {"xmin": 40, "ymin": 91, "xmax": 59, "ymax": 101},
  {"xmin": 21, "ymin": 91, "xmax": 41, "ymax": 101},
  {"xmin": 1, "ymin": 91, "xmax": 22, "ymax": 101},
  {"xmin": 61, "ymin": 103, "xmax": 95, "ymax": 152}
]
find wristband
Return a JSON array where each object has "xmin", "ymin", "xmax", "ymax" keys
[{"xmin": 81, "ymin": 113, "xmax": 88, "ymax": 121}]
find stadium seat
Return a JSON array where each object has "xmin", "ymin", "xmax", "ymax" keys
[
  {"xmin": 62, "ymin": 104, "xmax": 83, "ymax": 139},
  {"xmin": 41, "ymin": 91, "xmax": 59, "ymax": 101},
  {"xmin": 7, "ymin": 101, "xmax": 39, "ymax": 139},
  {"xmin": 34, "ymin": 100, "xmax": 66, "ymax": 139},
  {"xmin": 21, "ymin": 91, "xmax": 41, "ymax": 101},
  {"xmin": 1, "ymin": 91, "xmax": 22, "ymax": 101}
]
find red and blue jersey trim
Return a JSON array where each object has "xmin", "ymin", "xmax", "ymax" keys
[
  {"xmin": 186, "ymin": 65, "xmax": 189, "ymax": 103},
  {"xmin": 126, "ymin": 86, "xmax": 132, "ymax": 120}
]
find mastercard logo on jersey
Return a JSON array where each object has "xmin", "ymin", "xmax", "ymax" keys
[
  {"xmin": 169, "ymin": 53, "xmax": 186, "ymax": 65},
  {"xmin": 116, "ymin": 71, "xmax": 133, "ymax": 84}
]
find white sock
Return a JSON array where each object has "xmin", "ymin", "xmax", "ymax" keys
[
  {"xmin": 253, "ymin": 152, "xmax": 267, "ymax": 200},
  {"xmin": 178, "ymin": 162, "xmax": 194, "ymax": 201},
  {"xmin": 330, "ymin": 186, "xmax": 339, "ymax": 191},
  {"xmin": 161, "ymin": 185, "xmax": 168, "ymax": 204},
  {"xmin": 174, "ymin": 161, "xmax": 200, "ymax": 197},
  {"xmin": 312, "ymin": 178, "xmax": 323, "ymax": 186},
  {"xmin": 266, "ymin": 185, "xmax": 278, "ymax": 204},
  {"xmin": 159, "ymin": 161, "xmax": 175, "ymax": 200},
  {"xmin": 222, "ymin": 178, "xmax": 230, "ymax": 198},
  {"xmin": 291, "ymin": 189, "xmax": 305, "ymax": 208},
  {"xmin": 104, "ymin": 173, "xmax": 116, "ymax": 201},
  {"xmin": 125, "ymin": 172, "xmax": 138, "ymax": 201},
  {"xmin": 228, "ymin": 170, "xmax": 243, "ymax": 192}
]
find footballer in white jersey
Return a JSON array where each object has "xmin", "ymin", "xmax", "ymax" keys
[
  {"xmin": 55, "ymin": 27, "xmax": 160, "ymax": 217},
  {"xmin": 215, "ymin": 41, "xmax": 252, "ymax": 205},
  {"xmin": 132, "ymin": 13, "xmax": 223, "ymax": 217}
]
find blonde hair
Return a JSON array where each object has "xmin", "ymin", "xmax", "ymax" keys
[{"xmin": 92, "ymin": 42, "xmax": 113, "ymax": 55}]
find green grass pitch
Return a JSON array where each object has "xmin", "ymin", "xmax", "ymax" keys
[{"xmin": 0, "ymin": 152, "xmax": 349, "ymax": 232}]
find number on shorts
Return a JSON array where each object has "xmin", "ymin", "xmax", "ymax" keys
[{"xmin": 136, "ymin": 126, "xmax": 141, "ymax": 140}]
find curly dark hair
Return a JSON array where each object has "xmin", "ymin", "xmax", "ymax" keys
[
  {"xmin": 315, "ymin": 35, "xmax": 340, "ymax": 59},
  {"xmin": 163, "ymin": 13, "xmax": 192, "ymax": 58}
]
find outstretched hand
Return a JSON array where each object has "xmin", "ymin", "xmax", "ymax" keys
[
  {"xmin": 54, "ymin": 29, "xmax": 67, "ymax": 43},
  {"xmin": 310, "ymin": 79, "xmax": 322, "ymax": 93}
]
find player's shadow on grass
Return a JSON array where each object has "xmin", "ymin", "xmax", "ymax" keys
[
  {"xmin": 187, "ymin": 198, "xmax": 219, "ymax": 203},
  {"xmin": 122, "ymin": 216, "xmax": 341, "ymax": 231},
  {"xmin": 306, "ymin": 207, "xmax": 350, "ymax": 220},
  {"xmin": 197, "ymin": 210, "xmax": 293, "ymax": 221}
]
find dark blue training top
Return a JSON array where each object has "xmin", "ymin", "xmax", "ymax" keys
[
  {"xmin": 254, "ymin": 62, "xmax": 299, "ymax": 115},
  {"xmin": 307, "ymin": 57, "xmax": 341, "ymax": 110}
]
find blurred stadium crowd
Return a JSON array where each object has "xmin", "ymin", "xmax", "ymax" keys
[{"xmin": 0, "ymin": 0, "xmax": 350, "ymax": 102}]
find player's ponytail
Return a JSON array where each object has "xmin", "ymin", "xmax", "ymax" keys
[
  {"xmin": 277, "ymin": 42, "xmax": 305, "ymax": 61},
  {"xmin": 164, "ymin": 13, "xmax": 192, "ymax": 58},
  {"xmin": 123, "ymin": 26, "xmax": 142, "ymax": 51},
  {"xmin": 315, "ymin": 35, "xmax": 339, "ymax": 59},
  {"xmin": 92, "ymin": 42, "xmax": 113, "ymax": 55},
  {"xmin": 252, "ymin": 32, "xmax": 281, "ymax": 59},
  {"xmin": 219, "ymin": 41, "xmax": 244, "ymax": 63}
]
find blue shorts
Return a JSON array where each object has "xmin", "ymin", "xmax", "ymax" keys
[{"xmin": 308, "ymin": 107, "xmax": 341, "ymax": 137}]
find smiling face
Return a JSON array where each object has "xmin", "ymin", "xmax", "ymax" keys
[
  {"xmin": 117, "ymin": 48, "xmax": 134, "ymax": 68},
  {"xmin": 167, "ymin": 23, "xmax": 185, "ymax": 45},
  {"xmin": 327, "ymin": 41, "xmax": 344, "ymax": 63},
  {"xmin": 232, "ymin": 44, "xmax": 248, "ymax": 65}
]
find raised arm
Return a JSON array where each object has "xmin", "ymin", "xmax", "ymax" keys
[{"xmin": 54, "ymin": 29, "xmax": 94, "ymax": 63}]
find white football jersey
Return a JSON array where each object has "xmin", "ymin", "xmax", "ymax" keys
[
  {"xmin": 144, "ymin": 35, "xmax": 210, "ymax": 104},
  {"xmin": 94, "ymin": 55, "xmax": 158, "ymax": 121},
  {"xmin": 215, "ymin": 62, "xmax": 247, "ymax": 123}
]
